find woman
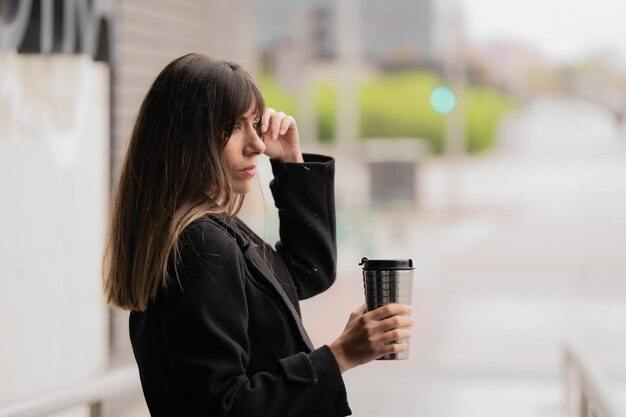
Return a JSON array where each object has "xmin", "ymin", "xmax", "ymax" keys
[{"xmin": 103, "ymin": 53, "xmax": 413, "ymax": 417}]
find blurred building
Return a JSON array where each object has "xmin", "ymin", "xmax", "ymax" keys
[
  {"xmin": 256, "ymin": 0, "xmax": 436, "ymax": 69},
  {"xmin": 471, "ymin": 41, "xmax": 554, "ymax": 100},
  {"xmin": 362, "ymin": 0, "xmax": 435, "ymax": 69}
]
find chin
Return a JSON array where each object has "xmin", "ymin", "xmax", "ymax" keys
[{"xmin": 234, "ymin": 185, "xmax": 251, "ymax": 195}]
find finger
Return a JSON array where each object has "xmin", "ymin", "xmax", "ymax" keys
[
  {"xmin": 270, "ymin": 111, "xmax": 285, "ymax": 140},
  {"xmin": 262, "ymin": 108, "xmax": 275, "ymax": 132},
  {"xmin": 349, "ymin": 304, "xmax": 367, "ymax": 321},
  {"xmin": 378, "ymin": 315, "xmax": 414, "ymax": 332},
  {"xmin": 352, "ymin": 304, "xmax": 367, "ymax": 316},
  {"xmin": 380, "ymin": 328, "xmax": 412, "ymax": 344},
  {"xmin": 278, "ymin": 115, "xmax": 295, "ymax": 136},
  {"xmin": 379, "ymin": 342, "xmax": 407, "ymax": 357},
  {"xmin": 366, "ymin": 303, "xmax": 412, "ymax": 321}
]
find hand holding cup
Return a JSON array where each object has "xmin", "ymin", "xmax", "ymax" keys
[{"xmin": 329, "ymin": 303, "xmax": 413, "ymax": 373}]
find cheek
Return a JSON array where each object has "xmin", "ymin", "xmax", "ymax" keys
[
  {"xmin": 222, "ymin": 148, "xmax": 237, "ymax": 171},
  {"xmin": 223, "ymin": 134, "xmax": 243, "ymax": 163}
]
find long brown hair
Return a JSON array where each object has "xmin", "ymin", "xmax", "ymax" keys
[{"xmin": 103, "ymin": 53, "xmax": 264, "ymax": 311}]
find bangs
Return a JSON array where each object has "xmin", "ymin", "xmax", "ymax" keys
[{"xmin": 221, "ymin": 63, "xmax": 265, "ymax": 132}]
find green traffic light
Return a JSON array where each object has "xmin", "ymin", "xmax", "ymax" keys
[{"xmin": 430, "ymin": 86, "xmax": 456, "ymax": 115}]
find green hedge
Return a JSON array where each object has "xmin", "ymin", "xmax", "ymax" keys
[
  {"xmin": 359, "ymin": 72, "xmax": 444, "ymax": 151},
  {"xmin": 258, "ymin": 74, "xmax": 297, "ymax": 116},
  {"xmin": 259, "ymin": 71, "xmax": 516, "ymax": 154}
]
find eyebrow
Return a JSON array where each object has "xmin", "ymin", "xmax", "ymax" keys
[{"xmin": 239, "ymin": 113, "xmax": 260, "ymax": 121}]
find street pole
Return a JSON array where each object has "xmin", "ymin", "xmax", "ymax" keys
[
  {"xmin": 336, "ymin": 0, "xmax": 361, "ymax": 149},
  {"xmin": 274, "ymin": 7, "xmax": 316, "ymax": 145},
  {"xmin": 441, "ymin": 2, "xmax": 466, "ymax": 211}
]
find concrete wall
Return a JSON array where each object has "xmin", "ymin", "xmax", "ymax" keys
[{"xmin": 0, "ymin": 53, "xmax": 109, "ymax": 415}]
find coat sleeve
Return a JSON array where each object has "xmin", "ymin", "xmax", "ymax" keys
[
  {"xmin": 270, "ymin": 154, "xmax": 337, "ymax": 300},
  {"xmin": 159, "ymin": 219, "xmax": 350, "ymax": 417}
]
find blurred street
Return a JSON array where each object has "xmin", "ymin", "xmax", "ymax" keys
[
  {"xmin": 6, "ymin": 1, "xmax": 626, "ymax": 416},
  {"xmin": 300, "ymin": 96, "xmax": 626, "ymax": 417}
]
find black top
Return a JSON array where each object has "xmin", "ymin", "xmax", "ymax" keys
[{"xmin": 129, "ymin": 154, "xmax": 351, "ymax": 417}]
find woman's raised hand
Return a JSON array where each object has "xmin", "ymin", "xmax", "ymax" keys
[
  {"xmin": 329, "ymin": 304, "xmax": 414, "ymax": 373},
  {"xmin": 260, "ymin": 108, "xmax": 303, "ymax": 163}
]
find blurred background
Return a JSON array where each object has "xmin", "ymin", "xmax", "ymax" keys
[{"xmin": 2, "ymin": 0, "xmax": 626, "ymax": 416}]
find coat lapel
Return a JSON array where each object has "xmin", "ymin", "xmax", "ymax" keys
[
  {"xmin": 241, "ymin": 244, "xmax": 316, "ymax": 352},
  {"xmin": 210, "ymin": 215, "xmax": 316, "ymax": 352}
]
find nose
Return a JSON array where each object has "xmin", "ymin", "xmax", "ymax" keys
[{"xmin": 245, "ymin": 128, "xmax": 266, "ymax": 155}]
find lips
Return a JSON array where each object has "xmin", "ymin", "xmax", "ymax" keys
[{"xmin": 238, "ymin": 165, "xmax": 256, "ymax": 177}]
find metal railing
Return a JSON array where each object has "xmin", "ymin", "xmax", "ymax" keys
[
  {"xmin": 0, "ymin": 367, "xmax": 141, "ymax": 417},
  {"xmin": 564, "ymin": 342, "xmax": 623, "ymax": 417}
]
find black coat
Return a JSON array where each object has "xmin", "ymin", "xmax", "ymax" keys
[{"xmin": 130, "ymin": 154, "xmax": 352, "ymax": 417}]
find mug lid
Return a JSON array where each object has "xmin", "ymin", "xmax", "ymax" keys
[{"xmin": 359, "ymin": 257, "xmax": 414, "ymax": 270}]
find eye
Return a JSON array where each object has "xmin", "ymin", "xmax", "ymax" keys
[
  {"xmin": 253, "ymin": 121, "xmax": 262, "ymax": 135},
  {"xmin": 232, "ymin": 122, "xmax": 242, "ymax": 131}
]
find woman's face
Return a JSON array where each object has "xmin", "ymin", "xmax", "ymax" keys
[{"xmin": 223, "ymin": 105, "xmax": 266, "ymax": 194}]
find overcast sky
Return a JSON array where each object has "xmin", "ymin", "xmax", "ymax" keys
[{"xmin": 460, "ymin": 0, "xmax": 626, "ymax": 65}]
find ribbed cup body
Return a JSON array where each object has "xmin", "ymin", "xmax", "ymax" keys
[{"xmin": 363, "ymin": 269, "xmax": 413, "ymax": 360}]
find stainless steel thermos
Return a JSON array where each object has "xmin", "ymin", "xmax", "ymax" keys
[{"xmin": 360, "ymin": 257, "xmax": 414, "ymax": 360}]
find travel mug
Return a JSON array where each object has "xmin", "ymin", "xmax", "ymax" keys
[{"xmin": 360, "ymin": 257, "xmax": 414, "ymax": 360}]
